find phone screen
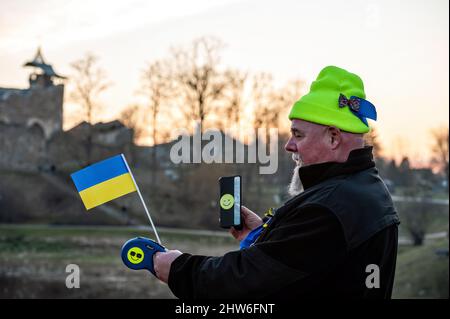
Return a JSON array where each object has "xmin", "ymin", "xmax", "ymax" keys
[{"xmin": 219, "ymin": 175, "xmax": 242, "ymax": 229}]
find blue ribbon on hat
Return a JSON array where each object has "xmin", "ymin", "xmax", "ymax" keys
[{"xmin": 338, "ymin": 93, "xmax": 377, "ymax": 126}]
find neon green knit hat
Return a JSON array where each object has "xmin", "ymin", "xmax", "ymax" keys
[{"xmin": 288, "ymin": 66, "xmax": 377, "ymax": 133}]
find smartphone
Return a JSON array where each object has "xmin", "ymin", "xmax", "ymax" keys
[{"xmin": 219, "ymin": 175, "xmax": 242, "ymax": 230}]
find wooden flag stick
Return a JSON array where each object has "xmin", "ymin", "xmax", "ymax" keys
[{"xmin": 121, "ymin": 154, "xmax": 162, "ymax": 244}]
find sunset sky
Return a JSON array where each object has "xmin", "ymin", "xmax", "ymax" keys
[{"xmin": 0, "ymin": 0, "xmax": 448, "ymax": 165}]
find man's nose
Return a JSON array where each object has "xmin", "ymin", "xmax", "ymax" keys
[{"xmin": 284, "ymin": 137, "xmax": 297, "ymax": 153}]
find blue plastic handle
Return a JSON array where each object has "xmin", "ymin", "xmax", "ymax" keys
[{"xmin": 121, "ymin": 237, "xmax": 166, "ymax": 276}]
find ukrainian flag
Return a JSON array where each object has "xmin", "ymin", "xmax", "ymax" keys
[{"xmin": 71, "ymin": 154, "xmax": 136, "ymax": 210}]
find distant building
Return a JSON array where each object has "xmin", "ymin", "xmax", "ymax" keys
[
  {"xmin": 0, "ymin": 48, "xmax": 139, "ymax": 172},
  {"xmin": 0, "ymin": 48, "xmax": 65, "ymax": 139},
  {"xmin": 0, "ymin": 48, "xmax": 66, "ymax": 170},
  {"xmin": 67, "ymin": 120, "xmax": 133, "ymax": 147}
]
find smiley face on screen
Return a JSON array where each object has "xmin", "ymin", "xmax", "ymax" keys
[{"xmin": 220, "ymin": 194, "xmax": 234, "ymax": 210}]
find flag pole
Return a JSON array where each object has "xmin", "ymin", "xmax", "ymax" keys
[{"xmin": 121, "ymin": 154, "xmax": 162, "ymax": 244}]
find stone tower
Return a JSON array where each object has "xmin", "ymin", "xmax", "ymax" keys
[
  {"xmin": 0, "ymin": 48, "xmax": 66, "ymax": 140},
  {"xmin": 0, "ymin": 48, "xmax": 66, "ymax": 170}
]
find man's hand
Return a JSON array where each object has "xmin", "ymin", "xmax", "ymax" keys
[
  {"xmin": 153, "ymin": 250, "xmax": 182, "ymax": 283},
  {"xmin": 229, "ymin": 206, "xmax": 263, "ymax": 241}
]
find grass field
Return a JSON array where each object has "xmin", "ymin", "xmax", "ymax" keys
[
  {"xmin": 0, "ymin": 224, "xmax": 448, "ymax": 299},
  {"xmin": 0, "ymin": 224, "xmax": 237, "ymax": 298},
  {"xmin": 393, "ymin": 237, "xmax": 448, "ymax": 299}
]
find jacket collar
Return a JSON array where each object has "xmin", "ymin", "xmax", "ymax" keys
[{"xmin": 298, "ymin": 146, "xmax": 375, "ymax": 190}]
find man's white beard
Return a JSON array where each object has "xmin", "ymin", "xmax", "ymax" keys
[{"xmin": 288, "ymin": 153, "xmax": 304, "ymax": 197}]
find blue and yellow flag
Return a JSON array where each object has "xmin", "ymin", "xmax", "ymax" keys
[{"xmin": 71, "ymin": 154, "xmax": 136, "ymax": 210}]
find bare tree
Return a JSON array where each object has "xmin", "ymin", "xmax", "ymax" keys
[
  {"xmin": 252, "ymin": 74, "xmax": 297, "ymax": 139},
  {"xmin": 222, "ymin": 69, "xmax": 247, "ymax": 130},
  {"xmin": 400, "ymin": 179, "xmax": 434, "ymax": 246},
  {"xmin": 400, "ymin": 200, "xmax": 431, "ymax": 246},
  {"xmin": 171, "ymin": 36, "xmax": 227, "ymax": 133},
  {"xmin": 392, "ymin": 137, "xmax": 408, "ymax": 165},
  {"xmin": 430, "ymin": 126, "xmax": 449, "ymax": 186},
  {"xmin": 70, "ymin": 53, "xmax": 110, "ymax": 163},
  {"xmin": 267, "ymin": 79, "xmax": 304, "ymax": 190},
  {"xmin": 140, "ymin": 60, "xmax": 172, "ymax": 146},
  {"xmin": 119, "ymin": 105, "xmax": 146, "ymax": 142},
  {"xmin": 252, "ymin": 73, "xmax": 274, "ymax": 130},
  {"xmin": 364, "ymin": 126, "xmax": 383, "ymax": 158},
  {"xmin": 270, "ymin": 78, "xmax": 304, "ymax": 132},
  {"xmin": 138, "ymin": 59, "xmax": 173, "ymax": 180},
  {"xmin": 282, "ymin": 79, "xmax": 304, "ymax": 101},
  {"xmin": 248, "ymin": 76, "xmax": 305, "ymax": 211},
  {"xmin": 398, "ymin": 156, "xmax": 414, "ymax": 186},
  {"xmin": 250, "ymin": 73, "xmax": 276, "ymax": 212}
]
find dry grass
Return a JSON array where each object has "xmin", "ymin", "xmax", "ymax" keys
[{"xmin": 0, "ymin": 224, "xmax": 237, "ymax": 298}]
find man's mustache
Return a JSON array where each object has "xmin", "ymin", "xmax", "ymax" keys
[{"xmin": 292, "ymin": 153, "xmax": 302, "ymax": 167}]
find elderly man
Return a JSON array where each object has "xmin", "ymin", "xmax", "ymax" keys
[{"xmin": 154, "ymin": 66, "xmax": 400, "ymax": 299}]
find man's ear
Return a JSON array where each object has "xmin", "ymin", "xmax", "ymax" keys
[{"xmin": 327, "ymin": 126, "xmax": 342, "ymax": 149}]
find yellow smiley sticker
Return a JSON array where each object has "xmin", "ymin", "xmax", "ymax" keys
[
  {"xmin": 127, "ymin": 247, "xmax": 144, "ymax": 264},
  {"xmin": 220, "ymin": 194, "xmax": 234, "ymax": 210}
]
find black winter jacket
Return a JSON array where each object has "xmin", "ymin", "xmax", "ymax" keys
[{"xmin": 168, "ymin": 147, "xmax": 400, "ymax": 299}]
